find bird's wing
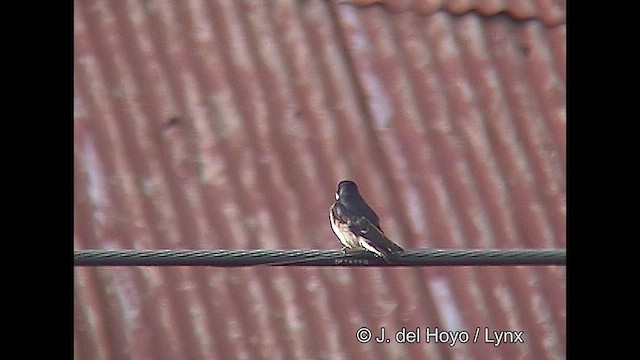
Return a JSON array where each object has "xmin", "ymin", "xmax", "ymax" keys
[
  {"xmin": 330, "ymin": 202, "xmax": 350, "ymax": 224},
  {"xmin": 349, "ymin": 216, "xmax": 404, "ymax": 253}
]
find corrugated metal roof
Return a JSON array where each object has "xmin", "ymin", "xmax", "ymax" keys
[
  {"xmin": 74, "ymin": 0, "xmax": 565, "ymax": 359},
  {"xmin": 340, "ymin": 0, "xmax": 565, "ymax": 26}
]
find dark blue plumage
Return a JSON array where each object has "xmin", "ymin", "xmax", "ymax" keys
[{"xmin": 329, "ymin": 180, "xmax": 404, "ymax": 263}]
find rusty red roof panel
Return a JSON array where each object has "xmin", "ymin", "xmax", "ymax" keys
[
  {"xmin": 75, "ymin": 1, "xmax": 565, "ymax": 359},
  {"xmin": 338, "ymin": 0, "xmax": 566, "ymax": 26}
]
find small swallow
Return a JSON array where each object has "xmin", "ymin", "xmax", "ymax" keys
[{"xmin": 329, "ymin": 180, "xmax": 404, "ymax": 263}]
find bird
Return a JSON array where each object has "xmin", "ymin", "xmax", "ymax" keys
[{"xmin": 329, "ymin": 180, "xmax": 404, "ymax": 263}]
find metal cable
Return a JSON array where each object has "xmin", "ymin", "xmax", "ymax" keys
[{"xmin": 74, "ymin": 248, "xmax": 566, "ymax": 267}]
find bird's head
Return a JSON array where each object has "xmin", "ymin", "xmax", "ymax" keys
[{"xmin": 335, "ymin": 180, "xmax": 359, "ymax": 201}]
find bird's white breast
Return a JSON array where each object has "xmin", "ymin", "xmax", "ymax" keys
[{"xmin": 329, "ymin": 208, "xmax": 360, "ymax": 249}]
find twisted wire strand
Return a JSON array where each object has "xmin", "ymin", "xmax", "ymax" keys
[{"xmin": 74, "ymin": 248, "xmax": 566, "ymax": 267}]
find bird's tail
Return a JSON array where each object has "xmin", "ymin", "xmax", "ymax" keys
[
  {"xmin": 358, "ymin": 217, "xmax": 405, "ymax": 264},
  {"xmin": 362, "ymin": 218, "xmax": 405, "ymax": 252},
  {"xmin": 380, "ymin": 250, "xmax": 402, "ymax": 264}
]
